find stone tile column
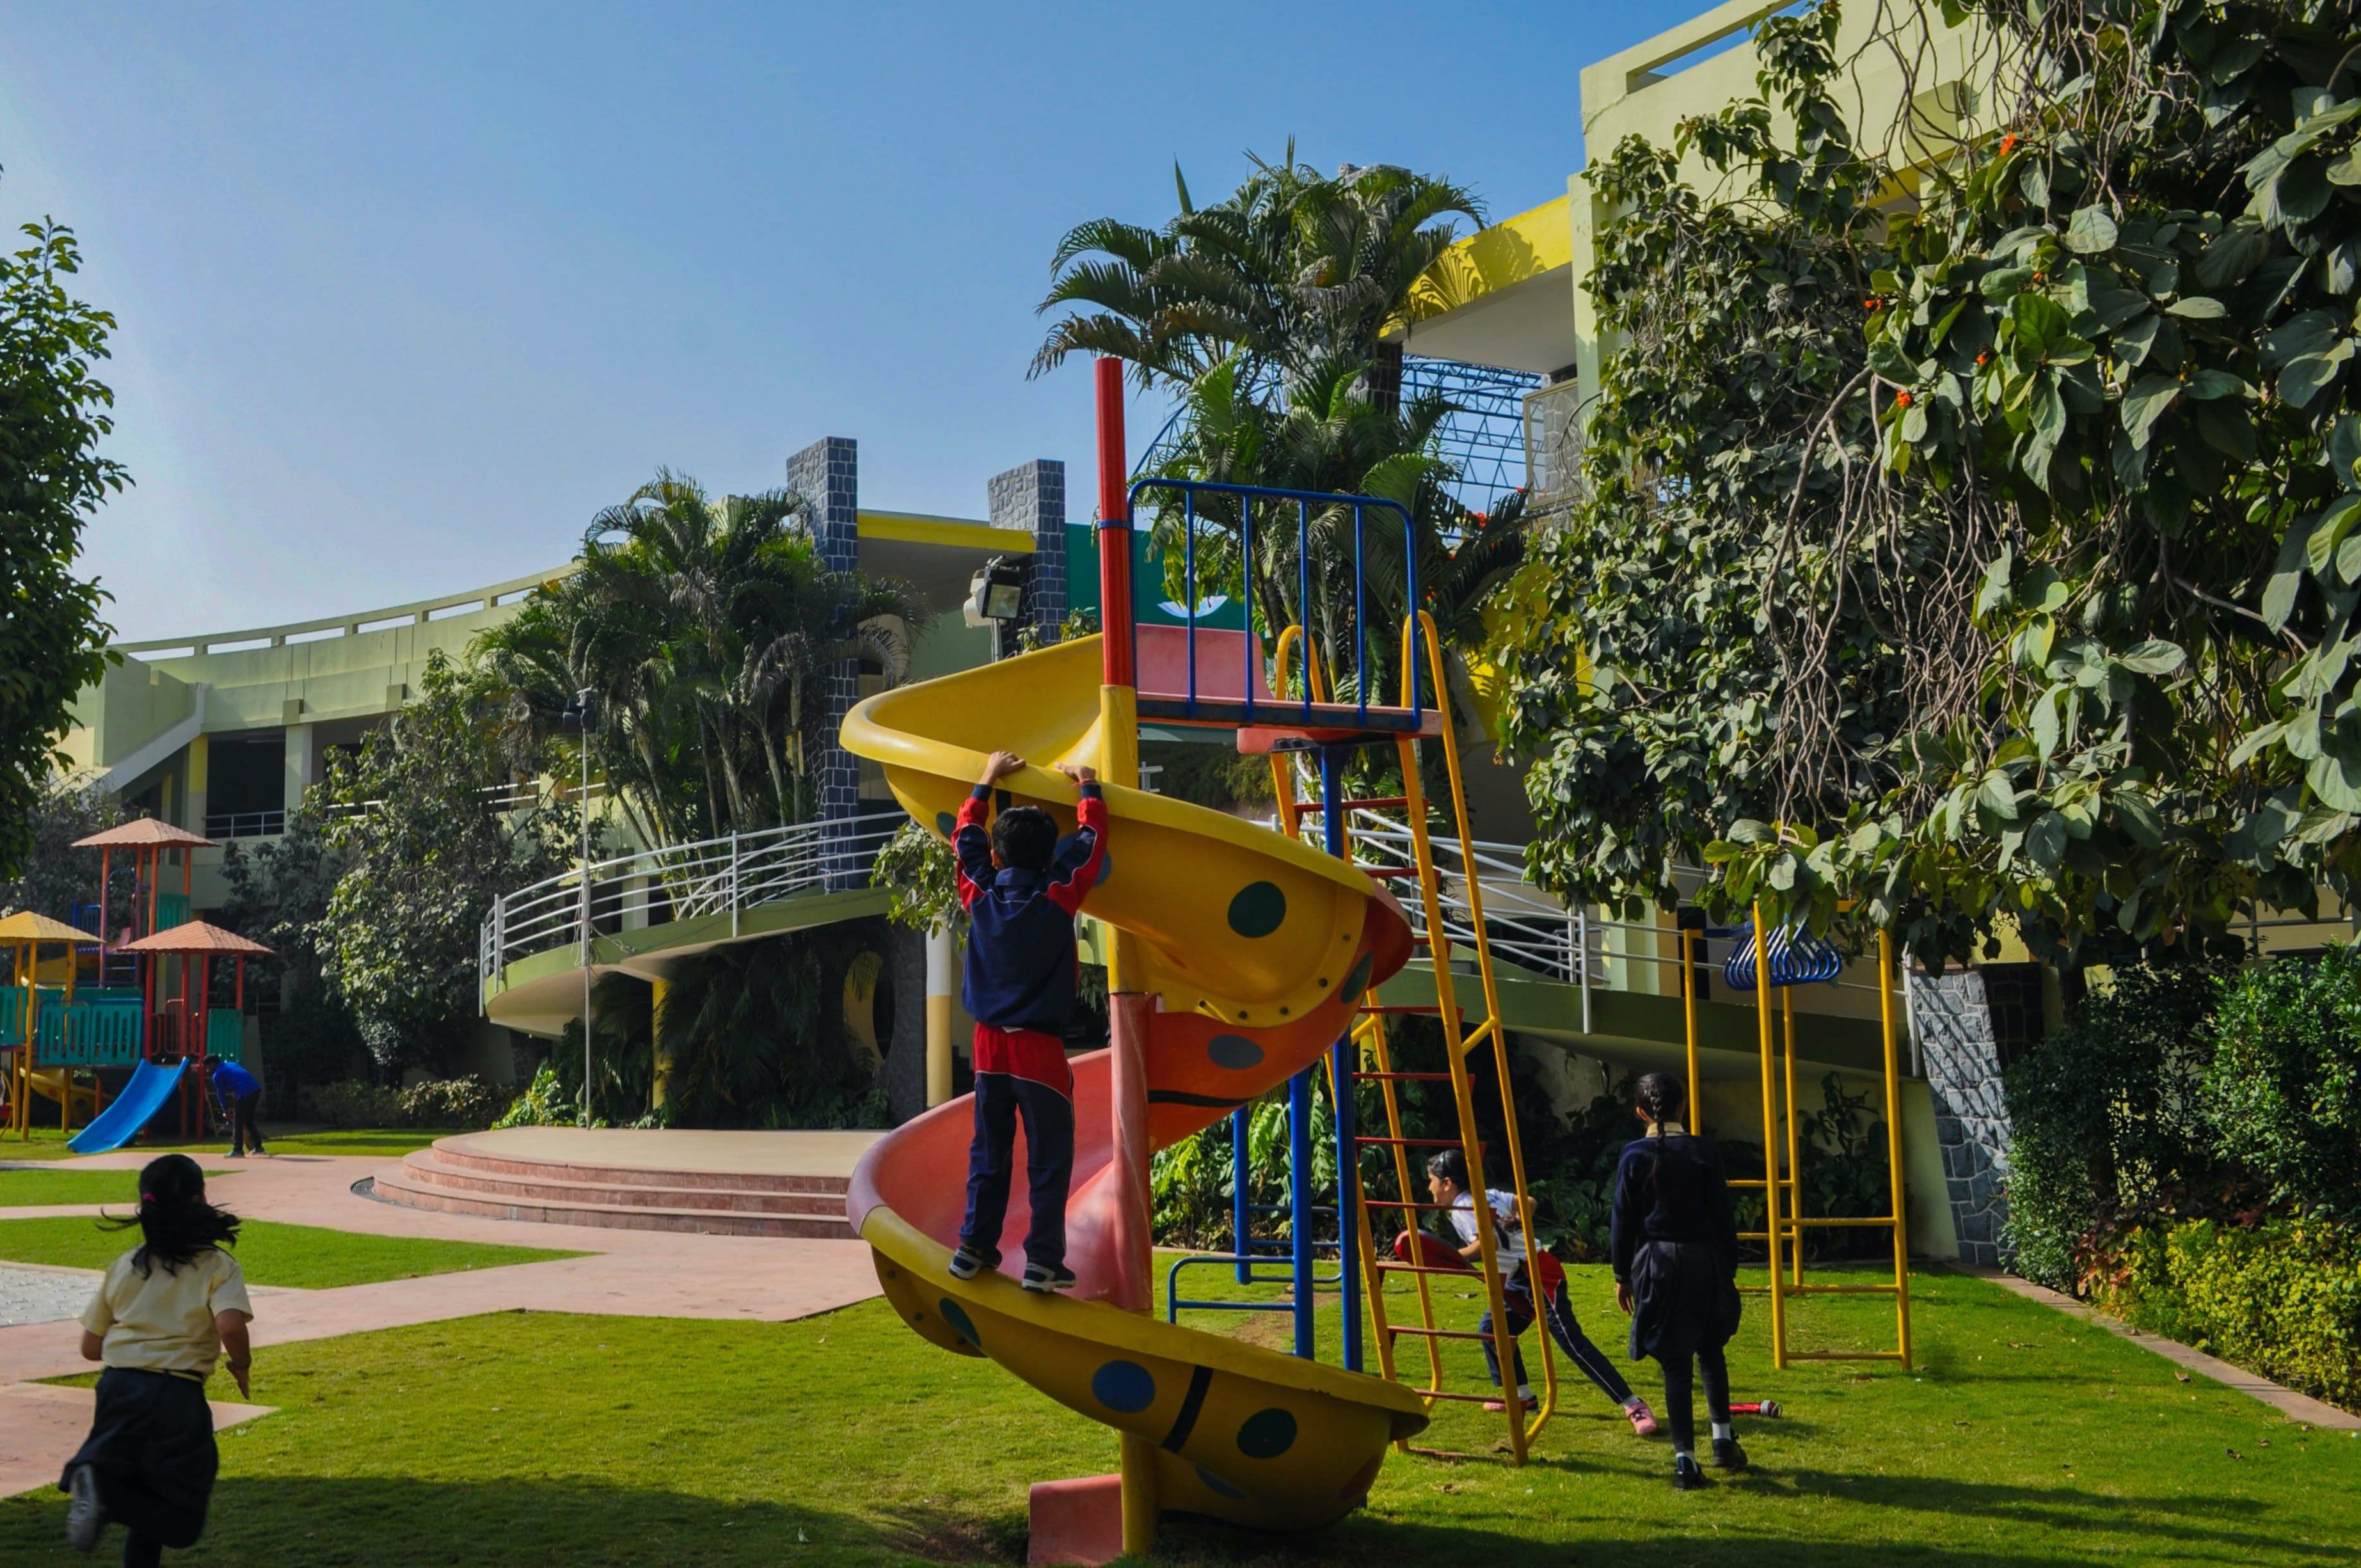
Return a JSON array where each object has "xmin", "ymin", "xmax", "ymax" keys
[
  {"xmin": 788, "ymin": 437, "xmax": 863, "ymax": 885},
  {"xmin": 987, "ymin": 459, "xmax": 1066, "ymax": 648},
  {"xmin": 1909, "ymin": 968, "xmax": 2013, "ymax": 1268}
]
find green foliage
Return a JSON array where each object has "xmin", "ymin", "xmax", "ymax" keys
[
  {"xmin": 1141, "ymin": 739, "xmax": 1274, "ymax": 814},
  {"xmin": 220, "ymin": 810, "xmax": 367, "ymax": 1095},
  {"xmin": 2103, "ymin": 1216, "xmax": 2361, "ymax": 1413},
  {"xmin": 475, "ymin": 471, "xmax": 922, "ymax": 848},
  {"xmin": 0, "ymin": 205, "xmax": 126, "ymax": 885},
  {"xmin": 1494, "ymin": 0, "xmax": 2361, "ymax": 965},
  {"xmin": 1035, "ymin": 152, "xmax": 1479, "ymax": 393},
  {"xmin": 493, "ymin": 1062, "xmax": 577, "ymax": 1130},
  {"xmin": 301, "ymin": 1076, "xmax": 504, "ymax": 1130},
  {"xmin": 2206, "ymin": 949, "xmax": 2361, "ymax": 1217},
  {"xmin": 2003, "ymin": 962, "xmax": 2229, "ymax": 1288},
  {"xmin": 655, "ymin": 926, "xmax": 886, "ymax": 1130},
  {"xmin": 871, "ymin": 818, "xmax": 959, "ymax": 935},
  {"xmin": 540, "ymin": 972, "xmax": 656, "ymax": 1128},
  {"xmin": 317, "ymin": 650, "xmax": 586, "ymax": 1075},
  {"xmin": 0, "ymin": 774, "xmax": 132, "ymax": 927}
]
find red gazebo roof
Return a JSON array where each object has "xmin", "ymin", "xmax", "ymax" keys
[
  {"xmin": 113, "ymin": 921, "xmax": 273, "ymax": 957},
  {"xmin": 73, "ymin": 819, "xmax": 216, "ymax": 850}
]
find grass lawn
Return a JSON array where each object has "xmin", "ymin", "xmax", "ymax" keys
[
  {"xmin": 0, "ymin": 1167, "xmax": 235, "ymax": 1207},
  {"xmin": 0, "ymin": 1126, "xmax": 464, "ymax": 1160},
  {"xmin": 0, "ymin": 1216, "xmax": 580, "ymax": 1289},
  {"xmin": 2, "ymin": 1263, "xmax": 2355, "ymax": 1566}
]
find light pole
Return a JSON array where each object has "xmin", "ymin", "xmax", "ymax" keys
[{"xmin": 560, "ymin": 688, "xmax": 596, "ymax": 1128}]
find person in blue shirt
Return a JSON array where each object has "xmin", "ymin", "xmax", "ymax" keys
[{"xmin": 205, "ymin": 1059, "xmax": 266, "ymax": 1158}]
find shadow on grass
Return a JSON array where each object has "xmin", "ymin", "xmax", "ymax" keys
[
  {"xmin": 0, "ymin": 1468, "xmax": 2336, "ymax": 1568},
  {"xmin": 0, "ymin": 1475, "xmax": 1027, "ymax": 1568}
]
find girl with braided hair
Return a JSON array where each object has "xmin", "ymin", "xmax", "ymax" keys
[{"xmin": 1612, "ymin": 1071, "xmax": 1745, "ymax": 1491}]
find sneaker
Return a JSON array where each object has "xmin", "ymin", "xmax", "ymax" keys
[
  {"xmin": 222, "ymin": 1151, "xmax": 242, "ymax": 1160},
  {"xmin": 1712, "ymin": 1436, "xmax": 1749, "ymax": 1472},
  {"xmin": 1625, "ymin": 1398, "xmax": 1660, "ymax": 1437},
  {"xmin": 946, "ymin": 1245, "xmax": 992, "ymax": 1281},
  {"xmin": 1482, "ymin": 1386, "xmax": 1534, "ymax": 1413},
  {"xmin": 1020, "ymin": 1260, "xmax": 1077, "ymax": 1293},
  {"xmin": 1673, "ymin": 1453, "xmax": 1708, "ymax": 1492},
  {"xmin": 65, "ymin": 1462, "xmax": 103, "ymax": 1552}
]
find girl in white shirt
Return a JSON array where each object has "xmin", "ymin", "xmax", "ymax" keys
[{"xmin": 60, "ymin": 1154, "xmax": 253, "ymax": 1567}]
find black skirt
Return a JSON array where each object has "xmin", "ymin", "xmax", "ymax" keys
[
  {"xmin": 60, "ymin": 1366, "xmax": 218, "ymax": 1548},
  {"xmin": 1625, "ymin": 1239, "xmax": 1741, "ymax": 1362}
]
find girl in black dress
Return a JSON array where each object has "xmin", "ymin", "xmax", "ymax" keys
[{"xmin": 1611, "ymin": 1071, "xmax": 1745, "ymax": 1490}]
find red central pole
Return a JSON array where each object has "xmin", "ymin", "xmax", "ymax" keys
[{"xmin": 1095, "ymin": 357, "xmax": 1135, "ymax": 692}]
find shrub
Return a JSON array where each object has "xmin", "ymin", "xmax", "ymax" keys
[
  {"xmin": 300, "ymin": 1080, "xmax": 404, "ymax": 1128},
  {"xmin": 2206, "ymin": 953, "xmax": 2361, "ymax": 1221},
  {"xmin": 397, "ymin": 1075, "xmax": 503, "ymax": 1130},
  {"xmin": 495, "ymin": 1063, "xmax": 577, "ymax": 1129},
  {"xmin": 2099, "ymin": 1217, "xmax": 2361, "ymax": 1414},
  {"xmin": 2001, "ymin": 963, "xmax": 2228, "ymax": 1290},
  {"xmin": 299, "ymin": 1075, "xmax": 504, "ymax": 1129}
]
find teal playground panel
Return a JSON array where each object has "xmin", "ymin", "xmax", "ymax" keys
[
  {"xmin": 155, "ymin": 893, "xmax": 191, "ymax": 931},
  {"xmin": 205, "ymin": 1010, "xmax": 244, "ymax": 1064},
  {"xmin": 35, "ymin": 999, "xmax": 145, "ymax": 1067}
]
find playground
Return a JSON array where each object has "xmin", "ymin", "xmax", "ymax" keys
[{"xmin": 4, "ymin": 363, "xmax": 2357, "ymax": 1568}]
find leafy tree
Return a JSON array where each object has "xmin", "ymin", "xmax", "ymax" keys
[
  {"xmin": 1034, "ymin": 154, "xmax": 1480, "ymax": 395},
  {"xmin": 0, "ymin": 775, "xmax": 132, "ymax": 926},
  {"xmin": 0, "ymin": 206, "xmax": 127, "ymax": 883},
  {"xmin": 317, "ymin": 651, "xmax": 585, "ymax": 1075},
  {"xmin": 218, "ymin": 812, "xmax": 367, "ymax": 1095},
  {"xmin": 477, "ymin": 471, "xmax": 921, "ymax": 848},
  {"xmin": 2206, "ymin": 950, "xmax": 2361, "ymax": 1219},
  {"xmin": 1493, "ymin": 0, "xmax": 2361, "ymax": 964}
]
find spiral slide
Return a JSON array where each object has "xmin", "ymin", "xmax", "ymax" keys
[{"xmin": 843, "ymin": 633, "xmax": 1430, "ymax": 1543}]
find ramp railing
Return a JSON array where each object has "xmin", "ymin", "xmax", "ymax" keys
[{"xmin": 480, "ymin": 810, "xmax": 905, "ymax": 988}]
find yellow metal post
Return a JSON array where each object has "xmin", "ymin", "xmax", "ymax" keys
[
  {"xmin": 1782, "ymin": 986, "xmax": 1804, "ymax": 1291},
  {"xmin": 1880, "ymin": 928, "xmax": 1913, "ymax": 1369},
  {"xmin": 1752, "ymin": 902, "xmax": 1787, "ymax": 1369},
  {"xmin": 649, "ymin": 977, "xmax": 670, "ymax": 1112},
  {"xmin": 1682, "ymin": 929, "xmax": 1702, "ymax": 1137}
]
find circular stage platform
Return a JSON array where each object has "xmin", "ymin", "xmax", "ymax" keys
[{"xmin": 372, "ymin": 1127, "xmax": 883, "ymax": 1239}]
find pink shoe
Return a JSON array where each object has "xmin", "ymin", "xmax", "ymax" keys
[{"xmin": 1625, "ymin": 1398, "xmax": 1660, "ymax": 1437}]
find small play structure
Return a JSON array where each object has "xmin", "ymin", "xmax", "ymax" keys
[
  {"xmin": 841, "ymin": 361, "xmax": 1554, "ymax": 1560},
  {"xmin": 0, "ymin": 816, "xmax": 271, "ymax": 1152},
  {"xmin": 1695, "ymin": 913, "xmax": 1912, "ymax": 1368}
]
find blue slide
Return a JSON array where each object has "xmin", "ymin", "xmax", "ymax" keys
[{"xmin": 67, "ymin": 1059, "xmax": 188, "ymax": 1154}]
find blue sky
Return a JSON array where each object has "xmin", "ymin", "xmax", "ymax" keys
[{"xmin": 0, "ymin": 2, "xmax": 1684, "ymax": 638}]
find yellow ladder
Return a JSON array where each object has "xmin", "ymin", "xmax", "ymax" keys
[{"xmin": 1269, "ymin": 614, "xmax": 1554, "ymax": 1462}]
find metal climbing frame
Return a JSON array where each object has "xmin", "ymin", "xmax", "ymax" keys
[
  {"xmin": 1692, "ymin": 909, "xmax": 1913, "ymax": 1371},
  {"xmin": 1267, "ymin": 615, "xmax": 1554, "ymax": 1463}
]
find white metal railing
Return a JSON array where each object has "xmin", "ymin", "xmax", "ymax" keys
[{"xmin": 479, "ymin": 811, "xmax": 906, "ymax": 985}]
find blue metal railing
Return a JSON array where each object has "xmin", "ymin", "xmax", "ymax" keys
[{"xmin": 1125, "ymin": 478, "xmax": 1422, "ymax": 732}]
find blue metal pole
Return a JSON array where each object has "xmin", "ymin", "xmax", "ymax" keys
[
  {"xmin": 1232, "ymin": 1104, "xmax": 1252, "ymax": 1285},
  {"xmin": 1321, "ymin": 744, "xmax": 1362, "ymax": 1371},
  {"xmin": 1288, "ymin": 1065, "xmax": 1314, "ymax": 1359}
]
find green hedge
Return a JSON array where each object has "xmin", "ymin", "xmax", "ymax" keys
[{"xmin": 2102, "ymin": 1217, "xmax": 2361, "ymax": 1413}]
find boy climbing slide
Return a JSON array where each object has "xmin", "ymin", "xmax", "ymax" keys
[{"xmin": 948, "ymin": 750, "xmax": 1108, "ymax": 1292}]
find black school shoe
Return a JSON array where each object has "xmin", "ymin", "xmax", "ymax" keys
[
  {"xmin": 1673, "ymin": 1453, "xmax": 1708, "ymax": 1492},
  {"xmin": 65, "ymin": 1462, "xmax": 104, "ymax": 1552},
  {"xmin": 1712, "ymin": 1436, "xmax": 1749, "ymax": 1471},
  {"xmin": 1021, "ymin": 1261, "xmax": 1077, "ymax": 1293}
]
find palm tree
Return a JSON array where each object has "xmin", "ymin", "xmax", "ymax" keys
[
  {"xmin": 476, "ymin": 471, "xmax": 921, "ymax": 847},
  {"xmin": 1033, "ymin": 154, "xmax": 1482, "ymax": 400}
]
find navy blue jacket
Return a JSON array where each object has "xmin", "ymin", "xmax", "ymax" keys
[
  {"xmin": 1609, "ymin": 1127, "xmax": 1738, "ymax": 1283},
  {"xmin": 955, "ymin": 782, "xmax": 1108, "ymax": 1034}
]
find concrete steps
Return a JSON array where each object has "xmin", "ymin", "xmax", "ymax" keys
[{"xmin": 372, "ymin": 1136, "xmax": 859, "ymax": 1240}]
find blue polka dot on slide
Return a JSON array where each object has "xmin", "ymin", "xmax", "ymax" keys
[
  {"xmin": 1092, "ymin": 1359, "xmax": 1157, "ymax": 1414},
  {"xmin": 1207, "ymin": 1034, "xmax": 1264, "ymax": 1070},
  {"xmin": 1236, "ymin": 1406, "xmax": 1298, "ymax": 1459},
  {"xmin": 938, "ymin": 1298, "xmax": 980, "ymax": 1348},
  {"xmin": 1195, "ymin": 1464, "xmax": 1248, "ymax": 1500}
]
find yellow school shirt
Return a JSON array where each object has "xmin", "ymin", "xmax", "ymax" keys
[{"xmin": 79, "ymin": 1247, "xmax": 253, "ymax": 1381}]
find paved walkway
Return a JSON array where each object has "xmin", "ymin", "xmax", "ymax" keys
[
  {"xmin": 0, "ymin": 1147, "xmax": 886, "ymax": 1497},
  {"xmin": 0, "ymin": 1263, "xmax": 94, "ymax": 1328}
]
